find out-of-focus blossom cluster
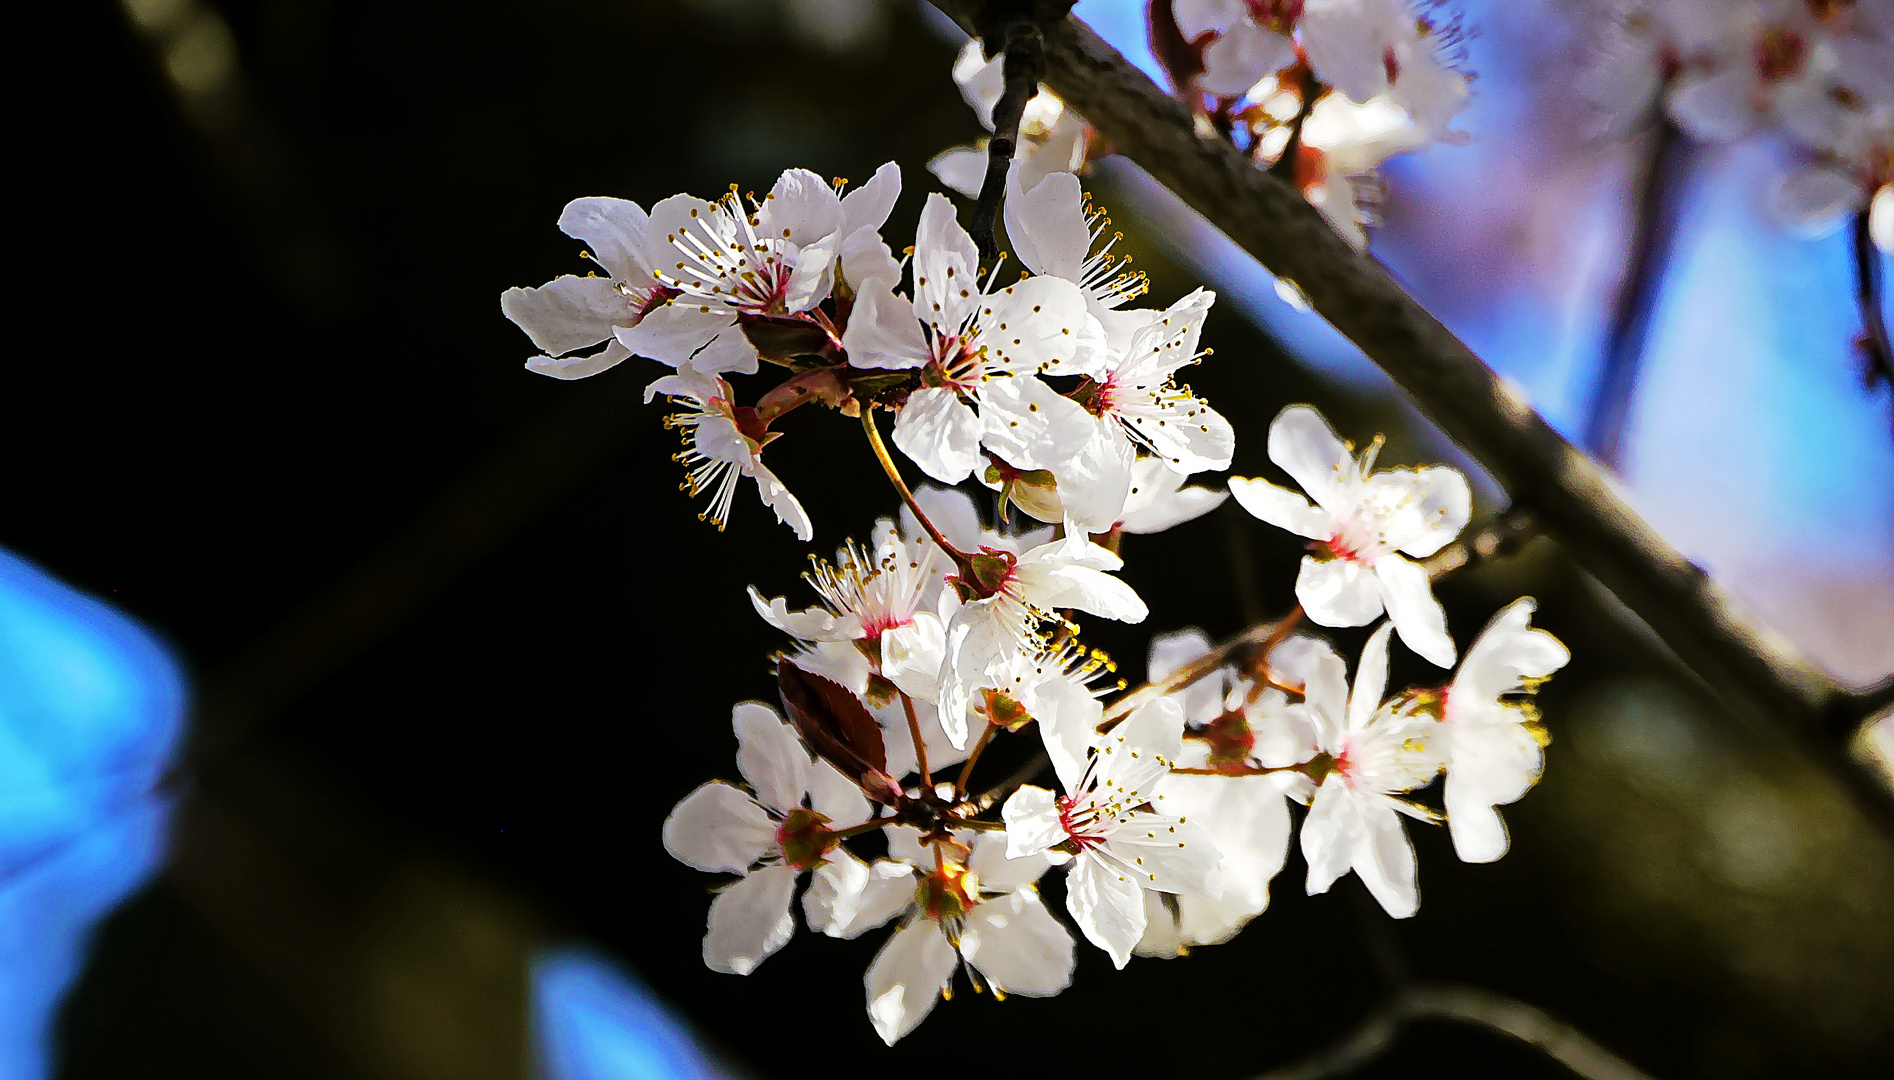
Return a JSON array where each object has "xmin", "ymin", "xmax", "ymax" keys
[
  {"xmin": 929, "ymin": 3, "xmax": 1478, "ymax": 249},
  {"xmin": 1583, "ymin": 0, "xmax": 1893, "ymax": 249}
]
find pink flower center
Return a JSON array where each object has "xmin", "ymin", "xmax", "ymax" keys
[
  {"xmin": 1244, "ymin": 0, "xmax": 1304, "ymax": 33},
  {"xmin": 1057, "ymin": 795, "xmax": 1104, "ymax": 851}
]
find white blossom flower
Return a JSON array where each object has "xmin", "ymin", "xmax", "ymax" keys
[
  {"xmin": 859, "ymin": 831, "xmax": 1074, "ymax": 1045},
  {"xmin": 937, "ymin": 532, "xmax": 1148, "ymax": 746},
  {"xmin": 1175, "ymin": 0, "xmax": 1298, "ymax": 98},
  {"xmin": 661, "ymin": 702, "xmax": 874, "ymax": 974},
  {"xmin": 929, "ymin": 40, "xmax": 1090, "ymax": 198},
  {"xmin": 1133, "ymin": 632, "xmax": 1303, "ymax": 956},
  {"xmin": 748, "ymin": 516, "xmax": 952, "ymax": 701},
  {"xmin": 620, "ymin": 163, "xmax": 900, "ymax": 374},
  {"xmin": 843, "ymin": 193, "xmax": 1106, "ymax": 484},
  {"xmin": 1002, "ymin": 697, "xmax": 1223, "ymax": 967},
  {"xmin": 1324, "ymin": 0, "xmax": 1472, "ymax": 138},
  {"xmin": 647, "ymin": 368, "xmax": 813, "ymax": 539},
  {"xmin": 1293, "ymin": 92, "xmax": 1428, "ymax": 249},
  {"xmin": 1229, "ymin": 405, "xmax": 1469, "ymax": 666},
  {"xmin": 1053, "ymin": 288, "xmax": 1233, "ymax": 534},
  {"xmin": 1297, "ymin": 623, "xmax": 1443, "ymax": 918},
  {"xmin": 501, "ymin": 196, "xmax": 677, "ymax": 380},
  {"xmin": 1435, "ymin": 598, "xmax": 1569, "ymax": 863}
]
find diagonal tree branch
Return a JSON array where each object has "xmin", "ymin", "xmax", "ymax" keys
[{"xmin": 927, "ymin": 0, "xmax": 1894, "ymax": 830}]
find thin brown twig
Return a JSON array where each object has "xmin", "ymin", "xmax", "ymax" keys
[{"xmin": 1250, "ymin": 981, "xmax": 1658, "ymax": 1080}]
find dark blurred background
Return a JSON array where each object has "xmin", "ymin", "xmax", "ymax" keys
[{"xmin": 8, "ymin": 1, "xmax": 1893, "ymax": 1078}]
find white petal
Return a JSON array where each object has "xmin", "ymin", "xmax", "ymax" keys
[
  {"xmin": 1267, "ymin": 405, "xmax": 1354, "ymax": 511},
  {"xmin": 1772, "ymin": 165, "xmax": 1861, "ymax": 236},
  {"xmin": 1295, "ymin": 556, "xmax": 1386, "ymax": 628},
  {"xmin": 915, "ymin": 193, "xmax": 982, "ymax": 333},
  {"xmin": 662, "ymin": 782, "xmax": 777, "ymax": 873},
  {"xmin": 979, "ymin": 376, "xmax": 1095, "ymax": 471},
  {"xmin": 1019, "ymin": 557, "xmax": 1148, "ymax": 624},
  {"xmin": 1136, "ymin": 398, "xmax": 1236, "ymax": 476},
  {"xmin": 1354, "ymin": 803, "xmax": 1420, "ymax": 918},
  {"xmin": 1049, "ymin": 424, "xmax": 1134, "ymax": 536},
  {"xmin": 807, "ymin": 852, "xmax": 915, "ymax": 937},
  {"xmin": 761, "ymin": 167, "xmax": 844, "ymax": 248},
  {"xmin": 733, "ymin": 702, "xmax": 809, "ymax": 814},
  {"xmin": 1004, "ymin": 170, "xmax": 1090, "ymax": 281},
  {"xmin": 1349, "ymin": 622, "xmax": 1397, "ymax": 731},
  {"xmin": 1366, "ymin": 467, "xmax": 1470, "ymax": 558},
  {"xmin": 838, "ymin": 225, "xmax": 903, "ymax": 293},
  {"xmin": 1065, "ymin": 852, "xmax": 1148, "ymax": 969},
  {"xmin": 557, "ymin": 196, "xmax": 653, "ymax": 282},
  {"xmin": 927, "ymin": 146, "xmax": 988, "ymax": 200},
  {"xmin": 1118, "ymin": 461, "xmax": 1229, "ymax": 534},
  {"xmin": 783, "ymin": 234, "xmax": 837, "ymax": 314},
  {"xmin": 1174, "ymin": 0, "xmax": 1243, "ymax": 40},
  {"xmin": 1002, "ymin": 785, "xmax": 1067, "ymax": 858},
  {"xmin": 614, "ymin": 301, "xmax": 730, "ymax": 367},
  {"xmin": 968, "ymin": 830, "xmax": 1050, "ymax": 891},
  {"xmin": 841, "ymin": 282, "xmax": 932, "ymax": 369},
  {"xmin": 840, "ymin": 161, "xmax": 902, "ymax": 235},
  {"xmin": 1228, "ymin": 477, "xmax": 1333, "ymax": 540},
  {"xmin": 680, "ymin": 329, "xmax": 760, "ymax": 378},
  {"xmin": 703, "ymin": 863, "xmax": 800, "ymax": 974},
  {"xmin": 525, "ymin": 338, "xmax": 632, "ymax": 381},
  {"xmin": 865, "ymin": 919, "xmax": 958, "ymax": 1045},
  {"xmin": 806, "ymin": 758, "xmax": 872, "ymax": 826},
  {"xmin": 981, "ymin": 277, "xmax": 1110, "ymax": 378},
  {"xmin": 1373, "ymin": 555, "xmax": 1455, "ymax": 667},
  {"xmin": 1302, "ymin": 0, "xmax": 1398, "ymax": 103},
  {"xmin": 751, "ymin": 463, "xmax": 815, "ymax": 542},
  {"xmin": 1452, "ymin": 597, "xmax": 1568, "ymax": 704},
  {"xmin": 1200, "ymin": 20, "xmax": 1294, "ymax": 97},
  {"xmin": 1873, "ymin": 186, "xmax": 1892, "ymax": 254},
  {"xmin": 893, "ymin": 387, "xmax": 985, "ymax": 484},
  {"xmin": 747, "ymin": 585, "xmax": 856, "ymax": 641},
  {"xmin": 1106, "ymin": 819, "xmax": 1224, "ymax": 898},
  {"xmin": 963, "ymin": 890, "xmax": 1075, "ymax": 996},
  {"xmin": 1300, "ymin": 779, "xmax": 1359, "ymax": 896},
  {"xmin": 1445, "ymin": 774, "xmax": 1515, "ymax": 865},
  {"xmin": 1664, "ymin": 65, "xmax": 1754, "ymax": 143},
  {"xmin": 501, "ymin": 276, "xmax": 625, "ymax": 357}
]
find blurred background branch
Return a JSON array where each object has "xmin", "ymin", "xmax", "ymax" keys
[{"xmin": 929, "ymin": 0, "xmax": 1894, "ymax": 836}]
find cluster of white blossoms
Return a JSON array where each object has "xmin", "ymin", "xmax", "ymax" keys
[
  {"xmin": 502, "ymin": 82, "xmax": 1565, "ymax": 1048},
  {"xmin": 644, "ymin": 401, "xmax": 1567, "ymax": 1045},
  {"xmin": 1585, "ymin": 0, "xmax": 1893, "ymax": 248},
  {"xmin": 927, "ymin": 4, "xmax": 1477, "ymax": 249}
]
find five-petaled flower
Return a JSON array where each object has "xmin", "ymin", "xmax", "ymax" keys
[
  {"xmin": 1002, "ymin": 697, "xmax": 1224, "ymax": 967},
  {"xmin": 1230, "ymin": 405, "xmax": 1470, "ymax": 666}
]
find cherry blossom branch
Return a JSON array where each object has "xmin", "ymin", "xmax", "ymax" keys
[
  {"xmin": 1852, "ymin": 207, "xmax": 1894, "ymax": 418},
  {"xmin": 1582, "ymin": 119, "xmax": 1689, "ymax": 469},
  {"xmin": 926, "ymin": 0, "xmax": 1894, "ymax": 832},
  {"xmin": 1249, "ymin": 981, "xmax": 1658, "ymax": 1080}
]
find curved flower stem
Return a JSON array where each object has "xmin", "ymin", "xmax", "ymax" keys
[
  {"xmin": 954, "ymin": 722, "xmax": 1000, "ymax": 799},
  {"xmin": 901, "ymin": 691, "xmax": 934, "ymax": 792},
  {"xmin": 860, "ymin": 406, "xmax": 969, "ymax": 566}
]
